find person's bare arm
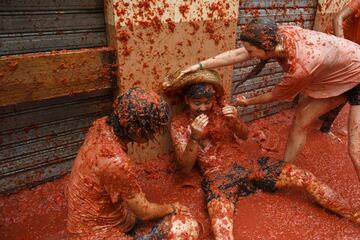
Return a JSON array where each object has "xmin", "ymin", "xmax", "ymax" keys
[
  {"xmin": 171, "ymin": 114, "xmax": 208, "ymax": 173},
  {"xmin": 222, "ymin": 105, "xmax": 248, "ymax": 140},
  {"xmin": 125, "ymin": 192, "xmax": 174, "ymax": 221},
  {"xmin": 101, "ymin": 152, "xmax": 175, "ymax": 221},
  {"xmin": 333, "ymin": 6, "xmax": 355, "ymax": 37},
  {"xmin": 235, "ymin": 92, "xmax": 275, "ymax": 107},
  {"xmin": 200, "ymin": 47, "xmax": 251, "ymax": 69},
  {"xmin": 176, "ymin": 48, "xmax": 251, "ymax": 79},
  {"xmin": 173, "ymin": 138, "xmax": 199, "ymax": 174}
]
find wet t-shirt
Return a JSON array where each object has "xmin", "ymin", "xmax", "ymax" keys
[
  {"xmin": 272, "ymin": 25, "xmax": 360, "ymax": 100},
  {"xmin": 344, "ymin": 0, "xmax": 360, "ymax": 43},
  {"xmin": 67, "ymin": 117, "xmax": 141, "ymax": 234},
  {"xmin": 170, "ymin": 105, "xmax": 248, "ymax": 179}
]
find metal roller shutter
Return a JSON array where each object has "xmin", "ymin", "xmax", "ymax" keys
[
  {"xmin": 0, "ymin": 1, "xmax": 112, "ymax": 194},
  {"xmin": 233, "ymin": 0, "xmax": 318, "ymax": 122},
  {"xmin": 0, "ymin": 90, "xmax": 113, "ymax": 194},
  {"xmin": 0, "ymin": 0, "xmax": 107, "ymax": 56}
]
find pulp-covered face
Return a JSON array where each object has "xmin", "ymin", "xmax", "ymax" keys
[
  {"xmin": 185, "ymin": 96, "xmax": 215, "ymax": 117},
  {"xmin": 242, "ymin": 41, "xmax": 268, "ymax": 59}
]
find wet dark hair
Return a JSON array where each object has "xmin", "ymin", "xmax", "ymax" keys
[
  {"xmin": 240, "ymin": 18, "xmax": 278, "ymax": 51},
  {"xmin": 107, "ymin": 87, "xmax": 170, "ymax": 142},
  {"xmin": 236, "ymin": 18, "xmax": 279, "ymax": 89},
  {"xmin": 183, "ymin": 83, "xmax": 216, "ymax": 99}
]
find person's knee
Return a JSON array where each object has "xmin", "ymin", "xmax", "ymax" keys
[
  {"xmin": 168, "ymin": 215, "xmax": 200, "ymax": 239},
  {"xmin": 207, "ymin": 198, "xmax": 234, "ymax": 216},
  {"xmin": 286, "ymin": 166, "xmax": 316, "ymax": 188},
  {"xmin": 291, "ymin": 112, "xmax": 309, "ymax": 132}
]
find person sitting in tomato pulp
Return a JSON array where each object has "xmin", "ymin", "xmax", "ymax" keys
[
  {"xmin": 169, "ymin": 71, "xmax": 359, "ymax": 240},
  {"xmin": 173, "ymin": 18, "xmax": 360, "ymax": 183},
  {"xmin": 66, "ymin": 87, "xmax": 200, "ymax": 239}
]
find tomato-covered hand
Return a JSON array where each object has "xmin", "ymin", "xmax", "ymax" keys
[
  {"xmin": 222, "ymin": 105, "xmax": 238, "ymax": 119},
  {"xmin": 234, "ymin": 95, "xmax": 249, "ymax": 107},
  {"xmin": 190, "ymin": 114, "xmax": 209, "ymax": 140}
]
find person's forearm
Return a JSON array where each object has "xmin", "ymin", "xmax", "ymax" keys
[
  {"xmin": 177, "ymin": 139, "xmax": 199, "ymax": 173},
  {"xmin": 333, "ymin": 15, "xmax": 344, "ymax": 37},
  {"xmin": 333, "ymin": 7, "xmax": 354, "ymax": 37},
  {"xmin": 145, "ymin": 202, "xmax": 173, "ymax": 220},
  {"xmin": 201, "ymin": 48, "xmax": 251, "ymax": 69},
  {"xmin": 246, "ymin": 92, "xmax": 275, "ymax": 105},
  {"xmin": 126, "ymin": 193, "xmax": 174, "ymax": 221},
  {"xmin": 229, "ymin": 118, "xmax": 248, "ymax": 140}
]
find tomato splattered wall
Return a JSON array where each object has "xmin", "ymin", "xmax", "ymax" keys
[{"xmin": 104, "ymin": 0, "xmax": 239, "ymax": 162}]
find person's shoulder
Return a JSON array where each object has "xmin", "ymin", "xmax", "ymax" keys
[
  {"xmin": 89, "ymin": 116, "xmax": 122, "ymax": 144},
  {"xmin": 81, "ymin": 116, "xmax": 114, "ymax": 150},
  {"xmin": 102, "ymin": 148, "xmax": 131, "ymax": 173},
  {"xmin": 87, "ymin": 116, "xmax": 110, "ymax": 135},
  {"xmin": 92, "ymin": 116, "xmax": 108, "ymax": 126}
]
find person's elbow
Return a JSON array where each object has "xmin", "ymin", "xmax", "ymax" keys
[
  {"xmin": 125, "ymin": 194, "xmax": 157, "ymax": 221},
  {"xmin": 235, "ymin": 48, "xmax": 251, "ymax": 60}
]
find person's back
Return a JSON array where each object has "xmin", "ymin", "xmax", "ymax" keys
[
  {"xmin": 67, "ymin": 117, "xmax": 138, "ymax": 234},
  {"xmin": 275, "ymin": 25, "xmax": 360, "ymax": 100}
]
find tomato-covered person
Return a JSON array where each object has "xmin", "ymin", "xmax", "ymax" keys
[
  {"xmin": 319, "ymin": 0, "xmax": 360, "ymax": 132},
  {"xmin": 171, "ymin": 18, "xmax": 360, "ymax": 182},
  {"xmin": 334, "ymin": 0, "xmax": 360, "ymax": 42},
  {"xmin": 168, "ymin": 71, "xmax": 360, "ymax": 240},
  {"xmin": 66, "ymin": 87, "xmax": 200, "ymax": 239}
]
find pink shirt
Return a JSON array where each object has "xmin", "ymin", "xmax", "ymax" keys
[{"xmin": 272, "ymin": 26, "xmax": 360, "ymax": 100}]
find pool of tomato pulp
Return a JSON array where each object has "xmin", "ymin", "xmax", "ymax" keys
[{"xmin": 1, "ymin": 107, "xmax": 359, "ymax": 239}]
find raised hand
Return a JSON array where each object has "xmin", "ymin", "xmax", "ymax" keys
[
  {"xmin": 162, "ymin": 64, "xmax": 200, "ymax": 90},
  {"xmin": 190, "ymin": 114, "xmax": 209, "ymax": 140},
  {"xmin": 222, "ymin": 105, "xmax": 238, "ymax": 119},
  {"xmin": 176, "ymin": 64, "xmax": 200, "ymax": 81},
  {"xmin": 234, "ymin": 95, "xmax": 249, "ymax": 107}
]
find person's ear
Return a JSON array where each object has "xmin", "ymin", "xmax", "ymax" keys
[
  {"xmin": 184, "ymin": 96, "xmax": 190, "ymax": 105},
  {"xmin": 114, "ymin": 110, "xmax": 127, "ymax": 127}
]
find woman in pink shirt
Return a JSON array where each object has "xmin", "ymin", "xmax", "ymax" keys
[{"xmin": 173, "ymin": 18, "xmax": 360, "ymax": 182}]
